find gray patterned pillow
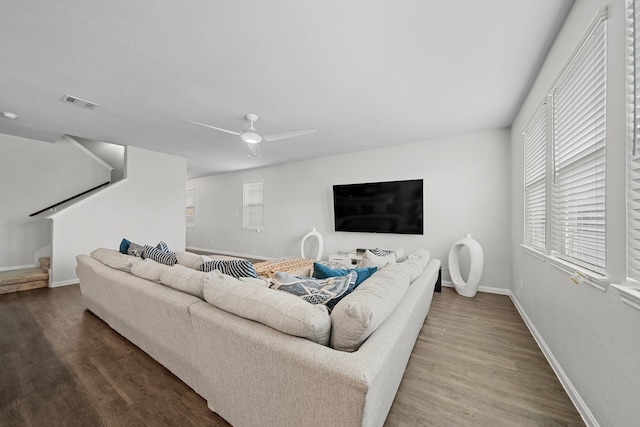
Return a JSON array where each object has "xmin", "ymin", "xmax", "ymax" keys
[
  {"xmin": 270, "ymin": 271, "xmax": 356, "ymax": 311},
  {"xmin": 127, "ymin": 242, "xmax": 146, "ymax": 258}
]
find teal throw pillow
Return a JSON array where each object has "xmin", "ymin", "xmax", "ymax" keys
[
  {"xmin": 312, "ymin": 263, "xmax": 377, "ymax": 286},
  {"xmin": 119, "ymin": 238, "xmax": 131, "ymax": 254}
]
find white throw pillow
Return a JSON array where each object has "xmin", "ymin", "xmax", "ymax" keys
[
  {"xmin": 203, "ymin": 270, "xmax": 331, "ymax": 345},
  {"xmin": 357, "ymin": 249, "xmax": 397, "ymax": 269},
  {"xmin": 176, "ymin": 251, "xmax": 212, "ymax": 270}
]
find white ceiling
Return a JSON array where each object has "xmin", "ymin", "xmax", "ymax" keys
[{"xmin": 0, "ymin": 0, "xmax": 573, "ymax": 178}]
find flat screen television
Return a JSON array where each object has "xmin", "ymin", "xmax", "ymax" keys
[{"xmin": 333, "ymin": 179, "xmax": 423, "ymax": 234}]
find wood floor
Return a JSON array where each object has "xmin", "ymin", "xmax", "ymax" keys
[{"xmin": 0, "ymin": 285, "xmax": 583, "ymax": 426}]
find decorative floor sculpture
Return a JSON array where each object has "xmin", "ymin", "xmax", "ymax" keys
[
  {"xmin": 448, "ymin": 234, "xmax": 484, "ymax": 297},
  {"xmin": 301, "ymin": 227, "xmax": 323, "ymax": 261}
]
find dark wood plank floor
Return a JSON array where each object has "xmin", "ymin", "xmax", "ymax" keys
[{"xmin": 0, "ymin": 285, "xmax": 583, "ymax": 426}]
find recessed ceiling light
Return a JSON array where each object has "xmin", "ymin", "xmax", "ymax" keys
[{"xmin": 1, "ymin": 111, "xmax": 18, "ymax": 120}]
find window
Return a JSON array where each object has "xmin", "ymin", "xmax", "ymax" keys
[
  {"xmin": 628, "ymin": 0, "xmax": 640, "ymax": 283},
  {"xmin": 523, "ymin": 103, "xmax": 547, "ymax": 251},
  {"xmin": 550, "ymin": 16, "xmax": 606, "ymax": 273},
  {"xmin": 243, "ymin": 180, "xmax": 264, "ymax": 230}
]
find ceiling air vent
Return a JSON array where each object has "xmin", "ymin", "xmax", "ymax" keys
[{"xmin": 61, "ymin": 94, "xmax": 98, "ymax": 110}]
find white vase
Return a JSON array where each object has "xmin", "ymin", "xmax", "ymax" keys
[{"xmin": 448, "ymin": 234, "xmax": 484, "ymax": 298}]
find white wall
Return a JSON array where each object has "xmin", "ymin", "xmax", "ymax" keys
[
  {"xmin": 188, "ymin": 128, "xmax": 512, "ymax": 290},
  {"xmin": 510, "ymin": 0, "xmax": 640, "ymax": 425},
  {"xmin": 49, "ymin": 146, "xmax": 186, "ymax": 285},
  {"xmin": 0, "ymin": 133, "xmax": 110, "ymax": 270}
]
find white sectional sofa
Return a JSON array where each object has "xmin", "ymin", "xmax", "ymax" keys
[{"xmin": 76, "ymin": 248, "xmax": 440, "ymax": 427}]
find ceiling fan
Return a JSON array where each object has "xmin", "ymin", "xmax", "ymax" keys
[{"xmin": 175, "ymin": 113, "xmax": 316, "ymax": 158}]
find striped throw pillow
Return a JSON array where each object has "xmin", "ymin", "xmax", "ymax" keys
[
  {"xmin": 199, "ymin": 259, "xmax": 258, "ymax": 279},
  {"xmin": 143, "ymin": 245, "xmax": 178, "ymax": 266}
]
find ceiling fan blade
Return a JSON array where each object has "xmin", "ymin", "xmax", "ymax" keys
[
  {"xmin": 247, "ymin": 142, "xmax": 262, "ymax": 158},
  {"xmin": 172, "ymin": 116, "xmax": 241, "ymax": 136},
  {"xmin": 262, "ymin": 128, "xmax": 316, "ymax": 142}
]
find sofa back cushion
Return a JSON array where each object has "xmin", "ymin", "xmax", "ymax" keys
[
  {"xmin": 160, "ymin": 264, "xmax": 209, "ymax": 299},
  {"xmin": 330, "ymin": 267, "xmax": 411, "ymax": 352},
  {"xmin": 203, "ymin": 270, "xmax": 331, "ymax": 345},
  {"xmin": 399, "ymin": 248, "xmax": 431, "ymax": 282},
  {"xmin": 130, "ymin": 258, "xmax": 172, "ymax": 283},
  {"xmin": 90, "ymin": 248, "xmax": 139, "ymax": 273}
]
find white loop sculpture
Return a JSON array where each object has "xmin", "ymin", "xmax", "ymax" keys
[
  {"xmin": 301, "ymin": 228, "xmax": 324, "ymax": 260},
  {"xmin": 448, "ymin": 233, "xmax": 484, "ymax": 298}
]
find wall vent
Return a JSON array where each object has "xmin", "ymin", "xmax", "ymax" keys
[{"xmin": 61, "ymin": 94, "xmax": 98, "ymax": 110}]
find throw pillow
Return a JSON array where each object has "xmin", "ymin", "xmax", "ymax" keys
[
  {"xmin": 156, "ymin": 241, "xmax": 170, "ymax": 252},
  {"xmin": 270, "ymin": 271, "xmax": 356, "ymax": 311},
  {"xmin": 357, "ymin": 249, "xmax": 396, "ymax": 269},
  {"xmin": 127, "ymin": 242, "xmax": 146, "ymax": 258},
  {"xmin": 176, "ymin": 251, "xmax": 213, "ymax": 270},
  {"xmin": 312, "ymin": 263, "xmax": 377, "ymax": 286},
  {"xmin": 368, "ymin": 247, "xmax": 405, "ymax": 260},
  {"xmin": 119, "ymin": 238, "xmax": 131, "ymax": 254},
  {"xmin": 199, "ymin": 259, "xmax": 258, "ymax": 278},
  {"xmin": 143, "ymin": 244, "xmax": 178, "ymax": 266}
]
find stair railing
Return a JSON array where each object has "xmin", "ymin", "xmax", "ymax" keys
[{"xmin": 29, "ymin": 181, "xmax": 110, "ymax": 217}]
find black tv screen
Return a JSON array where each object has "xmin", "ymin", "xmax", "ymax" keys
[{"xmin": 333, "ymin": 179, "xmax": 423, "ymax": 235}]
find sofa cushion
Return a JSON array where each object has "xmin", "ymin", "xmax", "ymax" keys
[
  {"xmin": 130, "ymin": 258, "xmax": 171, "ymax": 283},
  {"xmin": 330, "ymin": 267, "xmax": 411, "ymax": 352},
  {"xmin": 90, "ymin": 248, "xmax": 139, "ymax": 273},
  {"xmin": 160, "ymin": 264, "xmax": 208, "ymax": 299},
  {"xmin": 203, "ymin": 270, "xmax": 331, "ymax": 345},
  {"xmin": 357, "ymin": 249, "xmax": 397, "ymax": 269},
  {"xmin": 144, "ymin": 245, "xmax": 178, "ymax": 266},
  {"xmin": 270, "ymin": 271, "xmax": 356, "ymax": 311},
  {"xmin": 399, "ymin": 248, "xmax": 431, "ymax": 282},
  {"xmin": 199, "ymin": 259, "xmax": 258, "ymax": 278}
]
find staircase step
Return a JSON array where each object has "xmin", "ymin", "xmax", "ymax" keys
[
  {"xmin": 0, "ymin": 267, "xmax": 49, "ymax": 295},
  {"xmin": 39, "ymin": 256, "xmax": 51, "ymax": 271}
]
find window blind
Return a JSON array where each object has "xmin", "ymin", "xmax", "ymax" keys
[
  {"xmin": 551, "ymin": 18, "xmax": 606, "ymax": 272},
  {"xmin": 243, "ymin": 181, "xmax": 264, "ymax": 229},
  {"xmin": 523, "ymin": 103, "xmax": 547, "ymax": 251},
  {"xmin": 628, "ymin": 0, "xmax": 640, "ymax": 281}
]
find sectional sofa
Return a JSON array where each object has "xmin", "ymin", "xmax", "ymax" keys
[{"xmin": 76, "ymin": 248, "xmax": 440, "ymax": 427}]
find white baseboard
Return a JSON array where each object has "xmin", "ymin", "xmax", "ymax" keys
[
  {"xmin": 0, "ymin": 263, "xmax": 38, "ymax": 272},
  {"xmin": 186, "ymin": 246, "xmax": 272, "ymax": 261},
  {"xmin": 509, "ymin": 294, "xmax": 598, "ymax": 427},
  {"xmin": 441, "ymin": 280, "xmax": 510, "ymax": 295},
  {"xmin": 50, "ymin": 279, "xmax": 79, "ymax": 288}
]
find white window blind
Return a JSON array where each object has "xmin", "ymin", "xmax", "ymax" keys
[
  {"xmin": 523, "ymin": 103, "xmax": 547, "ymax": 251},
  {"xmin": 551, "ymin": 17, "xmax": 606, "ymax": 272},
  {"xmin": 243, "ymin": 181, "xmax": 264, "ymax": 229},
  {"xmin": 628, "ymin": 0, "xmax": 640, "ymax": 282}
]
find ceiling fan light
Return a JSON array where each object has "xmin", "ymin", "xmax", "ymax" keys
[{"xmin": 241, "ymin": 130, "xmax": 263, "ymax": 144}]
